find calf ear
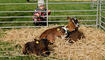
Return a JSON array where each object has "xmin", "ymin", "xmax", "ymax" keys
[
  {"xmin": 67, "ymin": 16, "xmax": 70, "ymax": 19},
  {"xmin": 23, "ymin": 47, "xmax": 26, "ymax": 54},
  {"xmin": 67, "ymin": 16, "xmax": 72, "ymax": 22},
  {"xmin": 23, "ymin": 43, "xmax": 29, "ymax": 54},
  {"xmin": 42, "ymin": 39, "xmax": 47, "ymax": 41}
]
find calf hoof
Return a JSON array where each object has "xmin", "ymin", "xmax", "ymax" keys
[
  {"xmin": 68, "ymin": 40, "xmax": 74, "ymax": 43},
  {"xmin": 41, "ymin": 51, "xmax": 50, "ymax": 57}
]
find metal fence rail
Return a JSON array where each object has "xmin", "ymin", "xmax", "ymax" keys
[
  {"xmin": 0, "ymin": 2, "xmax": 95, "ymax": 5},
  {"xmin": 0, "ymin": 15, "xmax": 97, "ymax": 18},
  {"xmin": 0, "ymin": 25, "xmax": 97, "ymax": 29},
  {"xmin": 0, "ymin": 10, "xmax": 97, "ymax": 13},
  {"xmin": 0, "ymin": 20, "xmax": 96, "ymax": 23}
]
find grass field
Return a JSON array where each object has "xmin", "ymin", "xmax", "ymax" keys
[{"xmin": 0, "ymin": 0, "xmax": 98, "ymax": 27}]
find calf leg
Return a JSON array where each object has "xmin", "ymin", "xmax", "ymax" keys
[{"xmin": 47, "ymin": 34, "xmax": 55, "ymax": 44}]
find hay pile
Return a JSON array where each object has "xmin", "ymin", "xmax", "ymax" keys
[{"xmin": 0, "ymin": 25, "xmax": 105, "ymax": 60}]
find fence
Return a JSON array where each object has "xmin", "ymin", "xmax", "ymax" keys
[
  {"xmin": 100, "ymin": 0, "xmax": 105, "ymax": 30},
  {"xmin": 0, "ymin": 0, "xmax": 101, "ymax": 29},
  {"xmin": 0, "ymin": 0, "xmax": 104, "ymax": 30}
]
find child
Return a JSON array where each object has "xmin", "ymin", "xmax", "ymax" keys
[{"xmin": 33, "ymin": 3, "xmax": 51, "ymax": 26}]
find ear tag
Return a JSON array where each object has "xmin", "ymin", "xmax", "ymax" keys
[
  {"xmin": 36, "ymin": 41, "xmax": 39, "ymax": 44},
  {"xmin": 57, "ymin": 28, "xmax": 60, "ymax": 31}
]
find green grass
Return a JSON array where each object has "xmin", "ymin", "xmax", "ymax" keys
[{"xmin": 0, "ymin": 56, "xmax": 61, "ymax": 60}]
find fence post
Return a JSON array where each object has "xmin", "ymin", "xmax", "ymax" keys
[
  {"xmin": 99, "ymin": 0, "xmax": 102, "ymax": 28},
  {"xmin": 46, "ymin": 0, "xmax": 48, "ymax": 27},
  {"xmin": 96, "ymin": 0, "xmax": 99, "ymax": 28}
]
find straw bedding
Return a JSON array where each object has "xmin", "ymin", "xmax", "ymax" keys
[{"xmin": 0, "ymin": 25, "xmax": 105, "ymax": 60}]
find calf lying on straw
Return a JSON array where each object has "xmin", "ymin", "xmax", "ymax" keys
[
  {"xmin": 39, "ymin": 17, "xmax": 84, "ymax": 44},
  {"xmin": 23, "ymin": 39, "xmax": 50, "ymax": 57}
]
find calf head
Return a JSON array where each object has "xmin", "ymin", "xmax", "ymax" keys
[
  {"xmin": 23, "ymin": 39, "xmax": 50, "ymax": 57},
  {"xmin": 66, "ymin": 17, "xmax": 79, "ymax": 32},
  {"xmin": 72, "ymin": 17, "xmax": 79, "ymax": 30}
]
